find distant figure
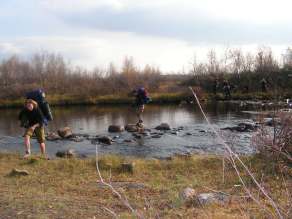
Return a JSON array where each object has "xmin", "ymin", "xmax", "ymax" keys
[
  {"xmin": 18, "ymin": 99, "xmax": 47, "ymax": 159},
  {"xmin": 132, "ymin": 87, "xmax": 151, "ymax": 127},
  {"xmin": 243, "ymin": 85, "xmax": 249, "ymax": 94},
  {"xmin": 213, "ymin": 79, "xmax": 219, "ymax": 95},
  {"xmin": 260, "ymin": 78, "xmax": 268, "ymax": 92},
  {"xmin": 222, "ymin": 80, "xmax": 231, "ymax": 99}
]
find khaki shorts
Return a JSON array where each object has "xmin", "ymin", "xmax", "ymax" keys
[
  {"xmin": 136, "ymin": 105, "xmax": 144, "ymax": 113},
  {"xmin": 25, "ymin": 126, "xmax": 45, "ymax": 143}
]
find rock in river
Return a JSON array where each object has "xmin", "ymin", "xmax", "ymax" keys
[
  {"xmin": 98, "ymin": 136, "xmax": 112, "ymax": 145},
  {"xmin": 58, "ymin": 127, "xmax": 73, "ymax": 138},
  {"xmin": 155, "ymin": 123, "xmax": 171, "ymax": 131},
  {"xmin": 222, "ymin": 122, "xmax": 258, "ymax": 132},
  {"xmin": 46, "ymin": 132, "xmax": 62, "ymax": 141},
  {"xmin": 108, "ymin": 125, "xmax": 125, "ymax": 132},
  {"xmin": 125, "ymin": 124, "xmax": 139, "ymax": 132}
]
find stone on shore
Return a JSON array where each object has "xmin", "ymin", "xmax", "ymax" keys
[
  {"xmin": 56, "ymin": 149, "xmax": 76, "ymax": 158},
  {"xmin": 9, "ymin": 168, "xmax": 29, "ymax": 176},
  {"xmin": 196, "ymin": 193, "xmax": 230, "ymax": 206},
  {"xmin": 179, "ymin": 187, "xmax": 196, "ymax": 203}
]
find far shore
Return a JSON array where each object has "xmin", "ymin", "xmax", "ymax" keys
[{"xmin": 0, "ymin": 91, "xmax": 290, "ymax": 109}]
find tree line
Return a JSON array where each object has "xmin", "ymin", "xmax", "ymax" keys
[
  {"xmin": 0, "ymin": 47, "xmax": 291, "ymax": 100},
  {"xmin": 0, "ymin": 53, "xmax": 162, "ymax": 99}
]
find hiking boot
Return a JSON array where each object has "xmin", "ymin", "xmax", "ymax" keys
[
  {"xmin": 23, "ymin": 151, "xmax": 31, "ymax": 159},
  {"xmin": 136, "ymin": 122, "xmax": 144, "ymax": 129}
]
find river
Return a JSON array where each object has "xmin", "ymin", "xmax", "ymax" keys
[{"xmin": 0, "ymin": 102, "xmax": 258, "ymax": 158}]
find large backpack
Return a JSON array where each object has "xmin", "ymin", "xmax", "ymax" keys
[
  {"xmin": 26, "ymin": 89, "xmax": 53, "ymax": 122},
  {"xmin": 137, "ymin": 87, "xmax": 151, "ymax": 104}
]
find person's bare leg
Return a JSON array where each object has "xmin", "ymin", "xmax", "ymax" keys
[
  {"xmin": 40, "ymin": 142, "xmax": 46, "ymax": 155},
  {"xmin": 24, "ymin": 135, "xmax": 31, "ymax": 158}
]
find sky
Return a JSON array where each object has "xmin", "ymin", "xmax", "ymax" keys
[{"xmin": 0, "ymin": 0, "xmax": 291, "ymax": 72}]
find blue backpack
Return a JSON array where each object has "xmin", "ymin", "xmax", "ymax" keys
[
  {"xmin": 137, "ymin": 87, "xmax": 151, "ymax": 104},
  {"xmin": 26, "ymin": 89, "xmax": 53, "ymax": 123}
]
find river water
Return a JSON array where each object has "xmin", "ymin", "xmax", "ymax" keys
[{"xmin": 0, "ymin": 102, "xmax": 258, "ymax": 158}]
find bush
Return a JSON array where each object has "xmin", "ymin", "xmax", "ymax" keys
[{"xmin": 253, "ymin": 113, "xmax": 292, "ymax": 163}]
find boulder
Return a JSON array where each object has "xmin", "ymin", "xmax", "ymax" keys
[
  {"xmin": 125, "ymin": 124, "xmax": 139, "ymax": 132},
  {"xmin": 98, "ymin": 136, "xmax": 112, "ymax": 145},
  {"xmin": 56, "ymin": 149, "xmax": 76, "ymax": 158},
  {"xmin": 155, "ymin": 123, "xmax": 171, "ymax": 131},
  {"xmin": 196, "ymin": 192, "xmax": 229, "ymax": 206},
  {"xmin": 9, "ymin": 168, "xmax": 29, "ymax": 176},
  {"xmin": 179, "ymin": 187, "xmax": 196, "ymax": 202},
  {"xmin": 58, "ymin": 127, "xmax": 73, "ymax": 138},
  {"xmin": 46, "ymin": 132, "xmax": 62, "ymax": 141},
  {"xmin": 108, "ymin": 125, "xmax": 124, "ymax": 132}
]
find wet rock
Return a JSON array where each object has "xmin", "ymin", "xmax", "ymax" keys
[
  {"xmin": 56, "ymin": 149, "xmax": 76, "ymax": 158},
  {"xmin": 46, "ymin": 132, "xmax": 62, "ymax": 141},
  {"xmin": 179, "ymin": 187, "xmax": 196, "ymax": 202},
  {"xmin": 124, "ymin": 139, "xmax": 134, "ymax": 143},
  {"xmin": 132, "ymin": 133, "xmax": 142, "ymax": 139},
  {"xmin": 108, "ymin": 125, "xmax": 124, "ymax": 133},
  {"xmin": 75, "ymin": 133, "xmax": 90, "ymax": 138},
  {"xmin": 222, "ymin": 122, "xmax": 258, "ymax": 132},
  {"xmin": 151, "ymin": 134, "xmax": 162, "ymax": 138},
  {"xmin": 196, "ymin": 192, "xmax": 230, "ymax": 206},
  {"xmin": 125, "ymin": 124, "xmax": 139, "ymax": 132},
  {"xmin": 58, "ymin": 127, "xmax": 73, "ymax": 138},
  {"xmin": 9, "ymin": 168, "xmax": 29, "ymax": 176},
  {"xmin": 69, "ymin": 135, "xmax": 84, "ymax": 142},
  {"xmin": 98, "ymin": 136, "xmax": 112, "ymax": 145},
  {"xmin": 263, "ymin": 118, "xmax": 281, "ymax": 126},
  {"xmin": 155, "ymin": 123, "xmax": 171, "ymax": 131},
  {"xmin": 119, "ymin": 162, "xmax": 135, "ymax": 174},
  {"xmin": 140, "ymin": 131, "xmax": 150, "ymax": 136}
]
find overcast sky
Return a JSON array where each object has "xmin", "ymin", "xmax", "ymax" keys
[{"xmin": 0, "ymin": 0, "xmax": 291, "ymax": 72}]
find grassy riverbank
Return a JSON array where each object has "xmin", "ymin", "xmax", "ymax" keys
[
  {"xmin": 0, "ymin": 153, "xmax": 290, "ymax": 218},
  {"xmin": 1, "ymin": 91, "xmax": 291, "ymax": 109},
  {"xmin": 0, "ymin": 93, "xmax": 187, "ymax": 108}
]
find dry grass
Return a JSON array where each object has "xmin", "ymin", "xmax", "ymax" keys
[{"xmin": 0, "ymin": 153, "xmax": 290, "ymax": 218}]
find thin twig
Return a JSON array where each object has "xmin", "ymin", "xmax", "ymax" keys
[
  {"xmin": 102, "ymin": 206, "xmax": 119, "ymax": 219},
  {"xmin": 189, "ymin": 87, "xmax": 283, "ymax": 219},
  {"xmin": 95, "ymin": 145, "xmax": 144, "ymax": 219}
]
